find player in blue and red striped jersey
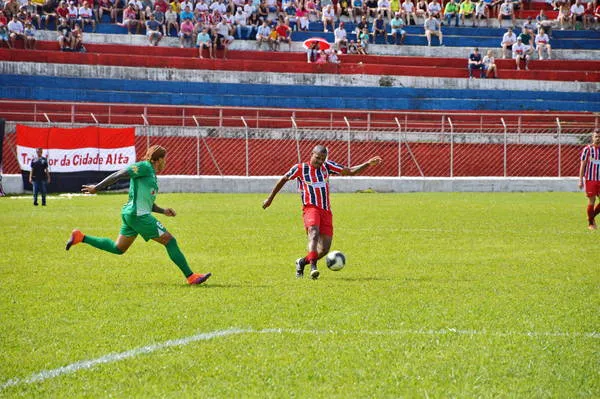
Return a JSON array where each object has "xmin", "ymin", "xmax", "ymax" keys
[
  {"xmin": 578, "ymin": 130, "xmax": 600, "ymax": 230},
  {"xmin": 262, "ymin": 145, "xmax": 382, "ymax": 279}
]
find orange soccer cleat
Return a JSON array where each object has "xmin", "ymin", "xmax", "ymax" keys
[
  {"xmin": 187, "ymin": 273, "xmax": 212, "ymax": 285},
  {"xmin": 65, "ymin": 229, "xmax": 85, "ymax": 250}
]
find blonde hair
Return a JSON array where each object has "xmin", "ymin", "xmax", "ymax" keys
[{"xmin": 144, "ymin": 145, "xmax": 167, "ymax": 162}]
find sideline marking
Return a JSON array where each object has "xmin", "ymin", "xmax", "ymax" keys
[{"xmin": 2, "ymin": 327, "xmax": 597, "ymax": 390}]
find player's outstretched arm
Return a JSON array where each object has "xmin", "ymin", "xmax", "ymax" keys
[
  {"xmin": 342, "ymin": 156, "xmax": 382, "ymax": 176},
  {"xmin": 81, "ymin": 168, "xmax": 130, "ymax": 194},
  {"xmin": 262, "ymin": 175, "xmax": 289, "ymax": 209}
]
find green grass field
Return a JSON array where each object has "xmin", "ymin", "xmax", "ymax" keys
[{"xmin": 1, "ymin": 192, "xmax": 598, "ymax": 398}]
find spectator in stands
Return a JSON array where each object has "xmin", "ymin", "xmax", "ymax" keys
[
  {"xmin": 282, "ymin": 1, "xmax": 296, "ymax": 29},
  {"xmin": 347, "ymin": 39, "xmax": 358, "ymax": 53},
  {"xmin": 517, "ymin": 26, "xmax": 533, "ymax": 56},
  {"xmin": 322, "ymin": 4, "xmax": 335, "ymax": 32},
  {"xmin": 178, "ymin": 16, "xmax": 194, "ymax": 46},
  {"xmin": 0, "ymin": 21, "xmax": 10, "ymax": 48},
  {"xmin": 112, "ymin": 0, "xmax": 125, "ymax": 24},
  {"xmin": 339, "ymin": 0, "xmax": 352, "ymax": 20},
  {"xmin": 71, "ymin": 21, "xmax": 84, "ymax": 50},
  {"xmin": 474, "ymin": 0, "xmax": 488, "ymax": 26},
  {"xmin": 97, "ymin": 0, "xmax": 112, "ymax": 21},
  {"xmin": 467, "ymin": 47, "xmax": 484, "ymax": 78},
  {"xmin": 152, "ymin": 5, "xmax": 166, "ymax": 35},
  {"xmin": 365, "ymin": 0, "xmax": 378, "ymax": 18},
  {"xmin": 389, "ymin": 12, "xmax": 406, "ymax": 44},
  {"xmin": 512, "ymin": 36, "xmax": 529, "ymax": 70},
  {"xmin": 4, "ymin": 0, "xmax": 19, "ymax": 19},
  {"xmin": 377, "ymin": 0, "xmax": 391, "ymax": 18},
  {"xmin": 78, "ymin": 1, "xmax": 96, "ymax": 31},
  {"xmin": 145, "ymin": 12, "xmax": 162, "ymax": 44},
  {"xmin": 306, "ymin": 39, "xmax": 319, "ymax": 62},
  {"xmin": 23, "ymin": 19, "xmax": 35, "ymax": 48},
  {"xmin": 7, "ymin": 14, "xmax": 23, "ymax": 47},
  {"xmin": 390, "ymin": 0, "xmax": 401, "ymax": 16},
  {"xmin": 424, "ymin": 12, "xmax": 442, "ymax": 46},
  {"xmin": 296, "ymin": 4, "xmax": 308, "ymax": 31},
  {"xmin": 496, "ymin": 0, "xmax": 514, "ymax": 27},
  {"xmin": 215, "ymin": 17, "xmax": 234, "ymax": 57},
  {"xmin": 256, "ymin": 17, "xmax": 272, "ymax": 49},
  {"xmin": 196, "ymin": 25, "xmax": 213, "ymax": 57},
  {"xmin": 402, "ymin": 0, "xmax": 417, "ymax": 24},
  {"xmin": 584, "ymin": 2, "xmax": 595, "ymax": 28},
  {"xmin": 334, "ymin": 20, "xmax": 347, "ymax": 50},
  {"xmin": 154, "ymin": 0, "xmax": 168, "ymax": 13},
  {"xmin": 443, "ymin": 0, "xmax": 459, "ymax": 27},
  {"xmin": 23, "ymin": 0, "xmax": 41, "ymax": 29},
  {"xmin": 358, "ymin": 26, "xmax": 369, "ymax": 52},
  {"xmin": 55, "ymin": 0, "xmax": 69, "ymax": 24},
  {"xmin": 427, "ymin": 0, "xmax": 441, "ymax": 19},
  {"xmin": 415, "ymin": 0, "xmax": 428, "ymax": 20},
  {"xmin": 482, "ymin": 49, "xmax": 498, "ymax": 78},
  {"xmin": 66, "ymin": 0, "xmax": 78, "ymax": 27},
  {"xmin": 500, "ymin": 26, "xmax": 516, "ymax": 58},
  {"xmin": 594, "ymin": 3, "xmax": 600, "ymax": 29},
  {"xmin": 535, "ymin": 9, "xmax": 554, "ymax": 35},
  {"xmin": 275, "ymin": 17, "xmax": 291, "ymax": 50},
  {"xmin": 40, "ymin": 0, "xmax": 57, "ymax": 29},
  {"xmin": 570, "ymin": 0, "xmax": 586, "ymax": 28},
  {"xmin": 57, "ymin": 17, "xmax": 73, "ymax": 49},
  {"xmin": 459, "ymin": 0, "xmax": 475, "ymax": 26},
  {"xmin": 164, "ymin": 5, "xmax": 177, "ymax": 35},
  {"xmin": 234, "ymin": 6, "xmax": 250, "ymax": 38},
  {"xmin": 355, "ymin": 14, "xmax": 367, "ymax": 36},
  {"xmin": 327, "ymin": 48, "xmax": 340, "ymax": 63},
  {"xmin": 257, "ymin": 0, "xmax": 268, "ymax": 20},
  {"xmin": 535, "ymin": 26, "xmax": 551, "ymax": 59},
  {"xmin": 119, "ymin": 3, "xmax": 141, "ymax": 33},
  {"xmin": 179, "ymin": 3, "xmax": 193, "ymax": 22},
  {"xmin": 372, "ymin": 12, "xmax": 386, "ymax": 42},
  {"xmin": 557, "ymin": 1, "xmax": 570, "ymax": 30}
]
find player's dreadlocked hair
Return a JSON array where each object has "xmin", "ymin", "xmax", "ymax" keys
[{"xmin": 144, "ymin": 145, "xmax": 167, "ymax": 162}]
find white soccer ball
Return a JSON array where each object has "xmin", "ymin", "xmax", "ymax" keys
[{"xmin": 326, "ymin": 250, "xmax": 346, "ymax": 271}]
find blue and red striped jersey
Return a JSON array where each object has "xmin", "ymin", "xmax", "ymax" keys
[
  {"xmin": 285, "ymin": 160, "xmax": 345, "ymax": 211},
  {"xmin": 581, "ymin": 145, "xmax": 600, "ymax": 181}
]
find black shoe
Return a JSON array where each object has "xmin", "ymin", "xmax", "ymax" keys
[
  {"xmin": 310, "ymin": 264, "xmax": 320, "ymax": 280},
  {"xmin": 295, "ymin": 258, "xmax": 306, "ymax": 278},
  {"xmin": 42, "ymin": 203, "xmax": 46, "ymax": 206},
  {"xmin": 33, "ymin": 202, "xmax": 38, "ymax": 206}
]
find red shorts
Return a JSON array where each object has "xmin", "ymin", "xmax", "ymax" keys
[
  {"xmin": 585, "ymin": 180, "xmax": 600, "ymax": 197},
  {"xmin": 303, "ymin": 205, "xmax": 333, "ymax": 237}
]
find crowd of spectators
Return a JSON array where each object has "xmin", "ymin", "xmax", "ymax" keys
[{"xmin": 0, "ymin": 0, "xmax": 598, "ymax": 58}]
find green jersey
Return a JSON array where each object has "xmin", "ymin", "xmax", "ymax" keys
[{"xmin": 121, "ymin": 160, "xmax": 158, "ymax": 216}]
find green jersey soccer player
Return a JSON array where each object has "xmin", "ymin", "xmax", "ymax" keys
[{"xmin": 66, "ymin": 145, "xmax": 211, "ymax": 285}]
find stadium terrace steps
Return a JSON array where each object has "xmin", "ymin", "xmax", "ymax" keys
[
  {"xmin": 1, "ymin": 43, "xmax": 599, "ymax": 82},
  {"xmin": 1, "ymin": 73, "xmax": 598, "ymax": 112}
]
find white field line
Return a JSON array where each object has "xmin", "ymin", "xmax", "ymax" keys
[{"xmin": 1, "ymin": 327, "xmax": 598, "ymax": 391}]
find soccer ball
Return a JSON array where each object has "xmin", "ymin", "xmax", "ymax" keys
[{"xmin": 326, "ymin": 251, "xmax": 346, "ymax": 271}]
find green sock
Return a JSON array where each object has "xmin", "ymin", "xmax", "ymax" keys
[
  {"xmin": 82, "ymin": 235, "xmax": 123, "ymax": 255},
  {"xmin": 165, "ymin": 238, "xmax": 193, "ymax": 278}
]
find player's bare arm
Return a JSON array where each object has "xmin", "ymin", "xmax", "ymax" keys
[
  {"xmin": 153, "ymin": 203, "xmax": 176, "ymax": 216},
  {"xmin": 81, "ymin": 168, "xmax": 130, "ymax": 194},
  {"xmin": 262, "ymin": 175, "xmax": 290, "ymax": 209},
  {"xmin": 342, "ymin": 156, "xmax": 382, "ymax": 176},
  {"xmin": 579, "ymin": 160, "xmax": 586, "ymax": 189}
]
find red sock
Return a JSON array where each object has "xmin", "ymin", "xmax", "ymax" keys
[
  {"xmin": 587, "ymin": 205, "xmax": 595, "ymax": 225},
  {"xmin": 306, "ymin": 251, "xmax": 318, "ymax": 264},
  {"xmin": 594, "ymin": 204, "xmax": 600, "ymax": 217}
]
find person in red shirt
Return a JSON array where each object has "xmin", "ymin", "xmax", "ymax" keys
[
  {"xmin": 578, "ymin": 130, "xmax": 600, "ymax": 230},
  {"xmin": 275, "ymin": 18, "xmax": 291, "ymax": 51},
  {"xmin": 263, "ymin": 145, "xmax": 382, "ymax": 279}
]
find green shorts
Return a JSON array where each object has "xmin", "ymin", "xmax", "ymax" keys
[{"xmin": 119, "ymin": 213, "xmax": 168, "ymax": 241}]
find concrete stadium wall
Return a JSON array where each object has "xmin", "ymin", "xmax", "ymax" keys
[
  {"xmin": 1, "ymin": 174, "xmax": 579, "ymax": 195},
  {"xmin": 2, "ymin": 61, "xmax": 598, "ymax": 94}
]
